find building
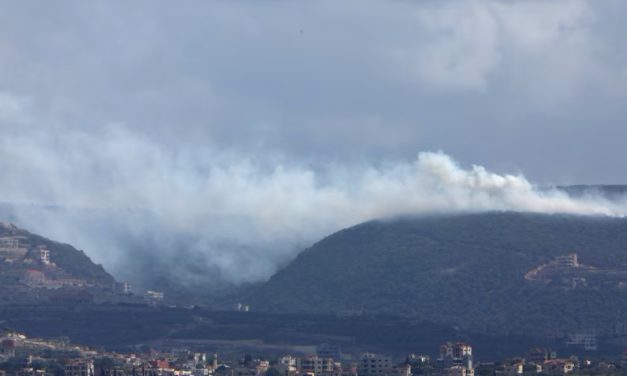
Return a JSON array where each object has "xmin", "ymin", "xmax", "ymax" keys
[
  {"xmin": 297, "ymin": 356, "xmax": 334, "ymax": 374},
  {"xmin": 542, "ymin": 360, "xmax": 574, "ymax": 375},
  {"xmin": 277, "ymin": 356, "xmax": 298, "ymax": 376},
  {"xmin": 438, "ymin": 343, "xmax": 473, "ymax": 369},
  {"xmin": 554, "ymin": 254, "xmax": 578, "ymax": 268},
  {"xmin": 38, "ymin": 247, "xmax": 50, "ymax": 265},
  {"xmin": 65, "ymin": 359, "xmax": 95, "ymax": 376},
  {"xmin": 0, "ymin": 236, "xmax": 28, "ymax": 260},
  {"xmin": 406, "ymin": 354, "xmax": 429, "ymax": 365},
  {"xmin": 144, "ymin": 290, "xmax": 164, "ymax": 304},
  {"xmin": 387, "ymin": 364, "xmax": 410, "ymax": 376},
  {"xmin": 0, "ymin": 236, "xmax": 23, "ymax": 249},
  {"xmin": 566, "ymin": 333, "xmax": 597, "ymax": 351},
  {"xmin": 437, "ymin": 343, "xmax": 474, "ymax": 376},
  {"xmin": 495, "ymin": 362, "xmax": 524, "ymax": 376},
  {"xmin": 359, "ymin": 353, "xmax": 394, "ymax": 376},
  {"xmin": 526, "ymin": 349, "xmax": 556, "ymax": 365}
]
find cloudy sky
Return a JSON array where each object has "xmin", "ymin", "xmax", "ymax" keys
[
  {"xmin": 1, "ymin": 0, "xmax": 627, "ymax": 288},
  {"xmin": 2, "ymin": 0, "xmax": 626, "ymax": 182}
]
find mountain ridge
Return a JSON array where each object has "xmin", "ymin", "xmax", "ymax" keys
[{"xmin": 244, "ymin": 212, "xmax": 627, "ymax": 337}]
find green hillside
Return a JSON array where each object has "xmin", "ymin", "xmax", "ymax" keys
[{"xmin": 246, "ymin": 212, "xmax": 627, "ymax": 337}]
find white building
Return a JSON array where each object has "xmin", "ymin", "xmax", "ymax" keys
[
  {"xmin": 144, "ymin": 290, "xmax": 165, "ymax": 304},
  {"xmin": 39, "ymin": 247, "xmax": 50, "ymax": 265}
]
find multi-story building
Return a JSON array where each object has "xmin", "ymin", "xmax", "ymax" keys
[
  {"xmin": 277, "ymin": 356, "xmax": 298, "ymax": 376},
  {"xmin": 437, "ymin": 343, "xmax": 474, "ymax": 376},
  {"xmin": 38, "ymin": 247, "xmax": 50, "ymax": 265},
  {"xmin": 359, "ymin": 353, "xmax": 396, "ymax": 376},
  {"xmin": 0, "ymin": 236, "xmax": 28, "ymax": 260},
  {"xmin": 143, "ymin": 291, "xmax": 165, "ymax": 305},
  {"xmin": 438, "ymin": 343, "xmax": 473, "ymax": 369},
  {"xmin": 297, "ymin": 356, "xmax": 334, "ymax": 375},
  {"xmin": 554, "ymin": 254, "xmax": 578, "ymax": 268},
  {"xmin": 64, "ymin": 359, "xmax": 95, "ymax": 376}
]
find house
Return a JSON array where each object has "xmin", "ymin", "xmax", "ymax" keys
[
  {"xmin": 495, "ymin": 361, "xmax": 523, "ymax": 376},
  {"xmin": 526, "ymin": 348, "xmax": 555, "ymax": 365},
  {"xmin": 542, "ymin": 359, "xmax": 574, "ymax": 375}
]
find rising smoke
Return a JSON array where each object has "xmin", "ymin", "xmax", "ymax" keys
[{"xmin": 0, "ymin": 125, "xmax": 625, "ymax": 290}]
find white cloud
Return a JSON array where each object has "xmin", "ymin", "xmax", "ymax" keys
[
  {"xmin": 391, "ymin": 0, "xmax": 600, "ymax": 96},
  {"xmin": 409, "ymin": 1, "xmax": 502, "ymax": 90},
  {"xmin": 0, "ymin": 92, "xmax": 30, "ymax": 123}
]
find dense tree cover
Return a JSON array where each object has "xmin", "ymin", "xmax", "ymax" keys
[{"xmin": 247, "ymin": 212, "xmax": 627, "ymax": 336}]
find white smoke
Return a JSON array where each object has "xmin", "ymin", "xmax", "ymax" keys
[{"xmin": 0, "ymin": 125, "xmax": 624, "ymax": 287}]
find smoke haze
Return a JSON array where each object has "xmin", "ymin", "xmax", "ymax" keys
[
  {"xmin": 0, "ymin": 126, "xmax": 625, "ymax": 288},
  {"xmin": 2, "ymin": 1, "xmax": 627, "ymax": 291}
]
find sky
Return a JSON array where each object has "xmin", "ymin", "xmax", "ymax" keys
[{"xmin": 1, "ymin": 0, "xmax": 627, "ymax": 289}]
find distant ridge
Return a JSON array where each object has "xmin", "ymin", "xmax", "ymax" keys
[{"xmin": 245, "ymin": 212, "xmax": 627, "ymax": 338}]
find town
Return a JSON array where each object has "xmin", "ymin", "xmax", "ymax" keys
[{"xmin": 0, "ymin": 331, "xmax": 626, "ymax": 376}]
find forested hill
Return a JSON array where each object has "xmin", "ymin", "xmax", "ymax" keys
[{"xmin": 246, "ymin": 212, "xmax": 627, "ymax": 337}]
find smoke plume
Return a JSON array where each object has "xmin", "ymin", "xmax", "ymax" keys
[{"xmin": 0, "ymin": 126, "xmax": 625, "ymax": 290}]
